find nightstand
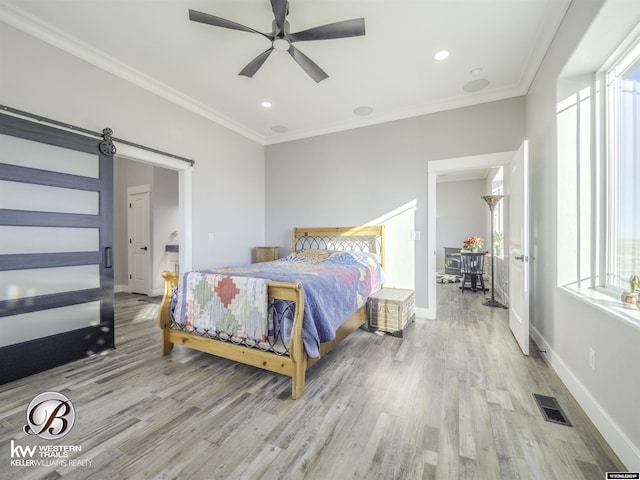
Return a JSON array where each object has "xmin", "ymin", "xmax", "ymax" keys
[
  {"xmin": 253, "ymin": 246, "xmax": 279, "ymax": 263},
  {"xmin": 367, "ymin": 288, "xmax": 415, "ymax": 337}
]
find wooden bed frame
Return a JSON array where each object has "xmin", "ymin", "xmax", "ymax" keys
[{"xmin": 157, "ymin": 225, "xmax": 385, "ymax": 399}]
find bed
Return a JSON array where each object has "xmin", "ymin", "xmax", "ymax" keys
[{"xmin": 157, "ymin": 226, "xmax": 385, "ymax": 399}]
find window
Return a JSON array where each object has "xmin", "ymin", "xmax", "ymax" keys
[
  {"xmin": 606, "ymin": 47, "xmax": 640, "ymax": 290},
  {"xmin": 557, "ymin": 86, "xmax": 594, "ymax": 287},
  {"xmin": 491, "ymin": 169, "xmax": 504, "ymax": 257},
  {"xmin": 558, "ymin": 34, "xmax": 640, "ymax": 303}
]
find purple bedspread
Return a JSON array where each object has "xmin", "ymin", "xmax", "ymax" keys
[{"xmin": 202, "ymin": 250, "xmax": 384, "ymax": 358}]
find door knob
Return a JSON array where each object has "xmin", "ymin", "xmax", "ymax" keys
[{"xmin": 140, "ymin": 246, "xmax": 148, "ymax": 251}]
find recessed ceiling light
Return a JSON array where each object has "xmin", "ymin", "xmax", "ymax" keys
[
  {"xmin": 261, "ymin": 101, "xmax": 272, "ymax": 108},
  {"xmin": 434, "ymin": 50, "xmax": 449, "ymax": 61},
  {"xmin": 271, "ymin": 125, "xmax": 288, "ymax": 133},
  {"xmin": 353, "ymin": 106, "xmax": 373, "ymax": 116},
  {"xmin": 463, "ymin": 78, "xmax": 490, "ymax": 92},
  {"xmin": 470, "ymin": 67, "xmax": 483, "ymax": 76}
]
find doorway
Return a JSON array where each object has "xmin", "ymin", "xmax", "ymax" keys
[
  {"xmin": 426, "ymin": 151, "xmax": 515, "ymax": 319},
  {"xmin": 113, "ymin": 154, "xmax": 184, "ymax": 296},
  {"xmin": 113, "ymin": 143, "xmax": 193, "ymax": 278}
]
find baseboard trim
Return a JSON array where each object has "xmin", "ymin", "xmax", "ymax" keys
[
  {"xmin": 496, "ymin": 285, "xmax": 509, "ymax": 307},
  {"xmin": 115, "ymin": 285, "xmax": 163, "ymax": 297},
  {"xmin": 530, "ymin": 325, "xmax": 640, "ymax": 470},
  {"xmin": 417, "ymin": 307, "xmax": 434, "ymax": 320}
]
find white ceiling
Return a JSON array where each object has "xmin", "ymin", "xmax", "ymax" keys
[{"xmin": 0, "ymin": 0, "xmax": 571, "ymax": 145}]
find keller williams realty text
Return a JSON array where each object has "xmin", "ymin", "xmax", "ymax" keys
[{"xmin": 11, "ymin": 459, "xmax": 93, "ymax": 467}]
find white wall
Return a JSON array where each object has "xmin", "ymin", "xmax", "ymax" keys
[
  {"xmin": 0, "ymin": 24, "xmax": 266, "ymax": 277},
  {"xmin": 265, "ymin": 97, "xmax": 525, "ymax": 311},
  {"xmin": 435, "ymin": 179, "xmax": 486, "ymax": 271},
  {"xmin": 527, "ymin": 0, "xmax": 640, "ymax": 469}
]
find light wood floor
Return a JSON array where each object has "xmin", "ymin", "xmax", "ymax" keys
[{"xmin": 0, "ymin": 285, "xmax": 625, "ymax": 479}]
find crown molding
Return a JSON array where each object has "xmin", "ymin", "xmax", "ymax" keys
[
  {"xmin": 0, "ymin": 2, "xmax": 267, "ymax": 145},
  {"xmin": 265, "ymin": 85, "xmax": 526, "ymax": 146},
  {"xmin": 517, "ymin": 0, "xmax": 572, "ymax": 92}
]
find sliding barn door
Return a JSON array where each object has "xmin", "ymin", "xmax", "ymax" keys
[{"xmin": 0, "ymin": 114, "xmax": 114, "ymax": 384}]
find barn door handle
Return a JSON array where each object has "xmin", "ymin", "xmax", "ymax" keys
[{"xmin": 104, "ymin": 247, "xmax": 113, "ymax": 268}]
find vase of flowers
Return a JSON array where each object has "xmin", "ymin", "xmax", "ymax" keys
[{"xmin": 463, "ymin": 235, "xmax": 484, "ymax": 252}]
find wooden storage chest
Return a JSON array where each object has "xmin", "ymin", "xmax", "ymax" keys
[{"xmin": 367, "ymin": 288, "xmax": 415, "ymax": 337}]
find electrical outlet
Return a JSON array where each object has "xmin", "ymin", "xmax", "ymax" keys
[{"xmin": 589, "ymin": 347, "xmax": 596, "ymax": 371}]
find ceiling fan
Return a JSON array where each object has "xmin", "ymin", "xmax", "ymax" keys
[{"xmin": 188, "ymin": 0, "xmax": 365, "ymax": 83}]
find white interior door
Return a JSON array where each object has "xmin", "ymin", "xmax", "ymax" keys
[
  {"xmin": 508, "ymin": 142, "xmax": 530, "ymax": 355},
  {"xmin": 128, "ymin": 186, "xmax": 151, "ymax": 295}
]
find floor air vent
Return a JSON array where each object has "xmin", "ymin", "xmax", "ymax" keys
[{"xmin": 533, "ymin": 394, "xmax": 572, "ymax": 426}]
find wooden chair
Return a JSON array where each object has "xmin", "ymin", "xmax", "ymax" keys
[{"xmin": 459, "ymin": 252, "xmax": 488, "ymax": 293}]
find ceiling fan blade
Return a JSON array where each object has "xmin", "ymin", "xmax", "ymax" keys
[
  {"xmin": 189, "ymin": 9, "xmax": 272, "ymax": 40},
  {"xmin": 270, "ymin": 0, "xmax": 288, "ymax": 35},
  {"xmin": 238, "ymin": 48, "xmax": 274, "ymax": 78},
  {"xmin": 288, "ymin": 18, "xmax": 365, "ymax": 42},
  {"xmin": 288, "ymin": 45, "xmax": 329, "ymax": 83}
]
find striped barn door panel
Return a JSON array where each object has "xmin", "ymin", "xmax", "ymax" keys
[{"xmin": 0, "ymin": 114, "xmax": 114, "ymax": 384}]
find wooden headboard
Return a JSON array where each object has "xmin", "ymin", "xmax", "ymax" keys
[{"xmin": 292, "ymin": 226, "xmax": 385, "ymax": 272}]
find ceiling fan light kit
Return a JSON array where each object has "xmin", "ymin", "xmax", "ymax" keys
[
  {"xmin": 188, "ymin": 0, "xmax": 365, "ymax": 83},
  {"xmin": 272, "ymin": 38, "xmax": 291, "ymax": 52}
]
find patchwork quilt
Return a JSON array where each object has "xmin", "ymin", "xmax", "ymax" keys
[
  {"xmin": 174, "ymin": 273, "xmax": 270, "ymax": 342},
  {"xmin": 172, "ymin": 250, "xmax": 385, "ymax": 358}
]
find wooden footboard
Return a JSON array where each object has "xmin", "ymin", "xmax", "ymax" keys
[
  {"xmin": 158, "ymin": 271, "xmax": 367, "ymax": 399},
  {"xmin": 159, "ymin": 270, "xmax": 311, "ymax": 399}
]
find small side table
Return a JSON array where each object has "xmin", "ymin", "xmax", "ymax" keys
[
  {"xmin": 254, "ymin": 246, "xmax": 279, "ymax": 263},
  {"xmin": 367, "ymin": 288, "xmax": 415, "ymax": 338}
]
